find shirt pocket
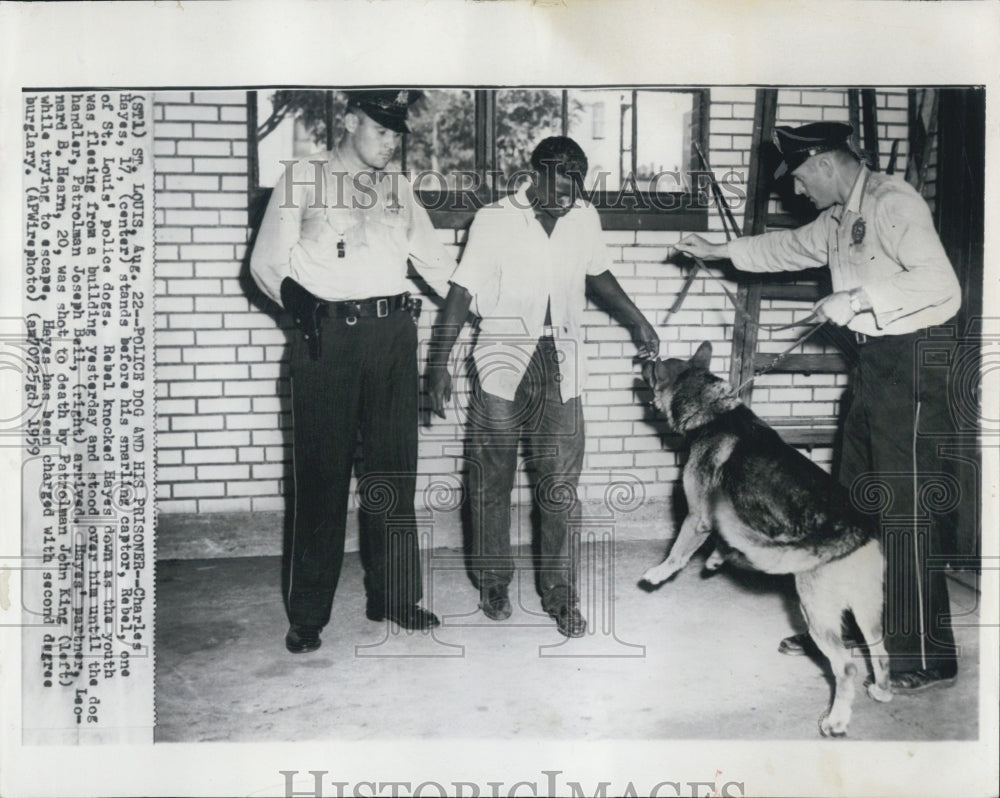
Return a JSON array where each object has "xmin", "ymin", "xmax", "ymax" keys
[
  {"xmin": 360, "ymin": 210, "xmax": 409, "ymax": 259},
  {"xmin": 299, "ymin": 206, "xmax": 328, "ymax": 243}
]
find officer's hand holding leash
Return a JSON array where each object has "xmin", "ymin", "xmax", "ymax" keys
[
  {"xmin": 281, "ymin": 277, "xmax": 324, "ymax": 360},
  {"xmin": 813, "ymin": 289, "xmax": 871, "ymax": 326},
  {"xmin": 674, "ymin": 234, "xmax": 730, "ymax": 261}
]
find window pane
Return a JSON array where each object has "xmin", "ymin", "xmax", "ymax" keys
[
  {"xmin": 255, "ymin": 90, "xmax": 343, "ymax": 189},
  {"xmin": 254, "ymin": 89, "xmax": 423, "ymax": 187},
  {"xmin": 567, "ymin": 89, "xmax": 633, "ymax": 191},
  {"xmin": 635, "ymin": 90, "xmax": 696, "ymax": 191},
  {"xmin": 495, "ymin": 89, "xmax": 564, "ymax": 191},
  {"xmin": 404, "ymin": 89, "xmax": 476, "ymax": 190}
]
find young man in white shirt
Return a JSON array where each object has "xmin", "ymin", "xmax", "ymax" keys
[{"xmin": 427, "ymin": 137, "xmax": 659, "ymax": 637}]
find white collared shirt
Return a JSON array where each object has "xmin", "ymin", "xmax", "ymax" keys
[
  {"xmin": 449, "ymin": 185, "xmax": 611, "ymax": 401},
  {"xmin": 250, "ymin": 149, "xmax": 456, "ymax": 305},
  {"xmin": 728, "ymin": 166, "xmax": 960, "ymax": 336}
]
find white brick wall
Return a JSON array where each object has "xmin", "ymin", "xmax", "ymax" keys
[{"xmin": 154, "ymin": 87, "xmax": 914, "ymax": 517}]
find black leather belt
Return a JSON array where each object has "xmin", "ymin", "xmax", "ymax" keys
[
  {"xmin": 854, "ymin": 329, "xmax": 920, "ymax": 346},
  {"xmin": 318, "ymin": 293, "xmax": 409, "ymax": 323}
]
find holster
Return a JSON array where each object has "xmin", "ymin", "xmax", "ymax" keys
[
  {"xmin": 281, "ymin": 277, "xmax": 323, "ymax": 360},
  {"xmin": 406, "ymin": 296, "xmax": 422, "ymax": 322}
]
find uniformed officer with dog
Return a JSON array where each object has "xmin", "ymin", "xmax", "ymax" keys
[
  {"xmin": 676, "ymin": 121, "xmax": 962, "ymax": 691},
  {"xmin": 251, "ymin": 90, "xmax": 457, "ymax": 653}
]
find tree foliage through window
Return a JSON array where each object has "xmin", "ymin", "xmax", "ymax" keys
[{"xmin": 256, "ymin": 89, "xmax": 582, "ymax": 181}]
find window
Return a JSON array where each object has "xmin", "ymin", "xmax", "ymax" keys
[
  {"xmin": 403, "ymin": 90, "xmax": 476, "ymax": 188},
  {"xmin": 248, "ymin": 87, "xmax": 709, "ymax": 231},
  {"xmin": 591, "ymin": 101, "xmax": 606, "ymax": 141}
]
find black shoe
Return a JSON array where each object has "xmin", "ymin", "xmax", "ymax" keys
[
  {"xmin": 480, "ymin": 586, "xmax": 512, "ymax": 621},
  {"xmin": 778, "ymin": 631, "xmax": 862, "ymax": 656},
  {"xmin": 890, "ymin": 668, "xmax": 957, "ymax": 692},
  {"xmin": 550, "ymin": 602, "xmax": 586, "ymax": 638},
  {"xmin": 367, "ymin": 604, "xmax": 441, "ymax": 631},
  {"xmin": 285, "ymin": 624, "xmax": 321, "ymax": 654}
]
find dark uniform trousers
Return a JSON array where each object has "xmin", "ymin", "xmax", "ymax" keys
[
  {"xmin": 839, "ymin": 328, "xmax": 959, "ymax": 676},
  {"xmin": 466, "ymin": 337, "xmax": 586, "ymax": 612},
  {"xmin": 285, "ymin": 308, "xmax": 422, "ymax": 630}
]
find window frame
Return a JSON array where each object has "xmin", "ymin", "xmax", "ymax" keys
[{"xmin": 247, "ymin": 87, "xmax": 710, "ymax": 232}]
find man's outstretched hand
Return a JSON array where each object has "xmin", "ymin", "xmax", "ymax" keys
[
  {"xmin": 426, "ymin": 365, "xmax": 452, "ymax": 420},
  {"xmin": 634, "ymin": 319, "xmax": 660, "ymax": 361}
]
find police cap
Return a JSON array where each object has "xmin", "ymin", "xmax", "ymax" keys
[
  {"xmin": 772, "ymin": 121, "xmax": 854, "ymax": 178},
  {"xmin": 345, "ymin": 89, "xmax": 423, "ymax": 134}
]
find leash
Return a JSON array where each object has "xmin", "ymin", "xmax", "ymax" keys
[
  {"xmin": 663, "ymin": 144, "xmax": 739, "ymax": 327},
  {"xmin": 732, "ymin": 320, "xmax": 828, "ymax": 394},
  {"xmin": 681, "ymin": 253, "xmax": 830, "ymax": 390},
  {"xmin": 668, "ymin": 150, "xmax": 820, "ymax": 332},
  {"xmin": 694, "ymin": 141, "xmax": 742, "ymax": 238},
  {"xmin": 687, "ymin": 255, "xmax": 822, "ymax": 331},
  {"xmin": 659, "ymin": 152, "xmax": 829, "ymax": 391}
]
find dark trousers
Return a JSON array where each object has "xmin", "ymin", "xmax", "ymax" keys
[
  {"xmin": 840, "ymin": 330, "xmax": 959, "ymax": 676},
  {"xmin": 285, "ymin": 309, "xmax": 422, "ymax": 629},
  {"xmin": 467, "ymin": 338, "xmax": 586, "ymax": 610}
]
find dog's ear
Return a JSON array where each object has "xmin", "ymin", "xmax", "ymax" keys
[
  {"xmin": 691, "ymin": 341, "xmax": 712, "ymax": 370},
  {"xmin": 704, "ymin": 379, "xmax": 740, "ymax": 412}
]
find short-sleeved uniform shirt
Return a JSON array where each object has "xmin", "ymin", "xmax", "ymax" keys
[
  {"xmin": 250, "ymin": 149, "xmax": 455, "ymax": 306},
  {"xmin": 449, "ymin": 185, "xmax": 611, "ymax": 402}
]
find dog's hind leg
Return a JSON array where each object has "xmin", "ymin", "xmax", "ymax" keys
[
  {"xmin": 642, "ymin": 513, "xmax": 711, "ymax": 586},
  {"xmin": 796, "ymin": 570, "xmax": 857, "ymax": 737},
  {"xmin": 848, "ymin": 541, "xmax": 893, "ymax": 703}
]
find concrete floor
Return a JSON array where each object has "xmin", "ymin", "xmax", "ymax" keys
[{"xmin": 155, "ymin": 540, "xmax": 980, "ymax": 742}]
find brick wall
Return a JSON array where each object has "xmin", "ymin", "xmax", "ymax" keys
[{"xmin": 153, "ymin": 88, "xmax": 914, "ymax": 548}]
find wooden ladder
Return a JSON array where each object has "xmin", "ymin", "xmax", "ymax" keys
[{"xmin": 727, "ymin": 88, "xmax": 882, "ymax": 448}]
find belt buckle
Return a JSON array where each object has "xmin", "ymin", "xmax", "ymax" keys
[
  {"xmin": 543, "ymin": 324, "xmax": 557, "ymax": 339},
  {"xmin": 854, "ymin": 331, "xmax": 868, "ymax": 345},
  {"xmin": 376, "ymin": 298, "xmax": 389, "ymax": 318}
]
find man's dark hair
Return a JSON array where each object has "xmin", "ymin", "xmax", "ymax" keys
[{"xmin": 530, "ymin": 136, "xmax": 588, "ymax": 189}]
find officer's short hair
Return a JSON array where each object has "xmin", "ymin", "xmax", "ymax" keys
[{"xmin": 530, "ymin": 136, "xmax": 588, "ymax": 188}]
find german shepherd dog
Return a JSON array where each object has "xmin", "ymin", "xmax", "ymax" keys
[{"xmin": 640, "ymin": 342, "xmax": 892, "ymax": 736}]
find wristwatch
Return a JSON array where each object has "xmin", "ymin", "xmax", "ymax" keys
[{"xmin": 849, "ymin": 289, "xmax": 864, "ymax": 315}]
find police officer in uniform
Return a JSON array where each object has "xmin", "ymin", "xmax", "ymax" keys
[
  {"xmin": 251, "ymin": 90, "xmax": 457, "ymax": 653},
  {"xmin": 676, "ymin": 122, "xmax": 962, "ymax": 691}
]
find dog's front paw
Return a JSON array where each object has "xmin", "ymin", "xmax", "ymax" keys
[
  {"xmin": 819, "ymin": 709, "xmax": 851, "ymax": 737},
  {"xmin": 641, "ymin": 562, "xmax": 678, "ymax": 586}
]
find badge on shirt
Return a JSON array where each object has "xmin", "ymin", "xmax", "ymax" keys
[{"xmin": 851, "ymin": 217, "xmax": 866, "ymax": 245}]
